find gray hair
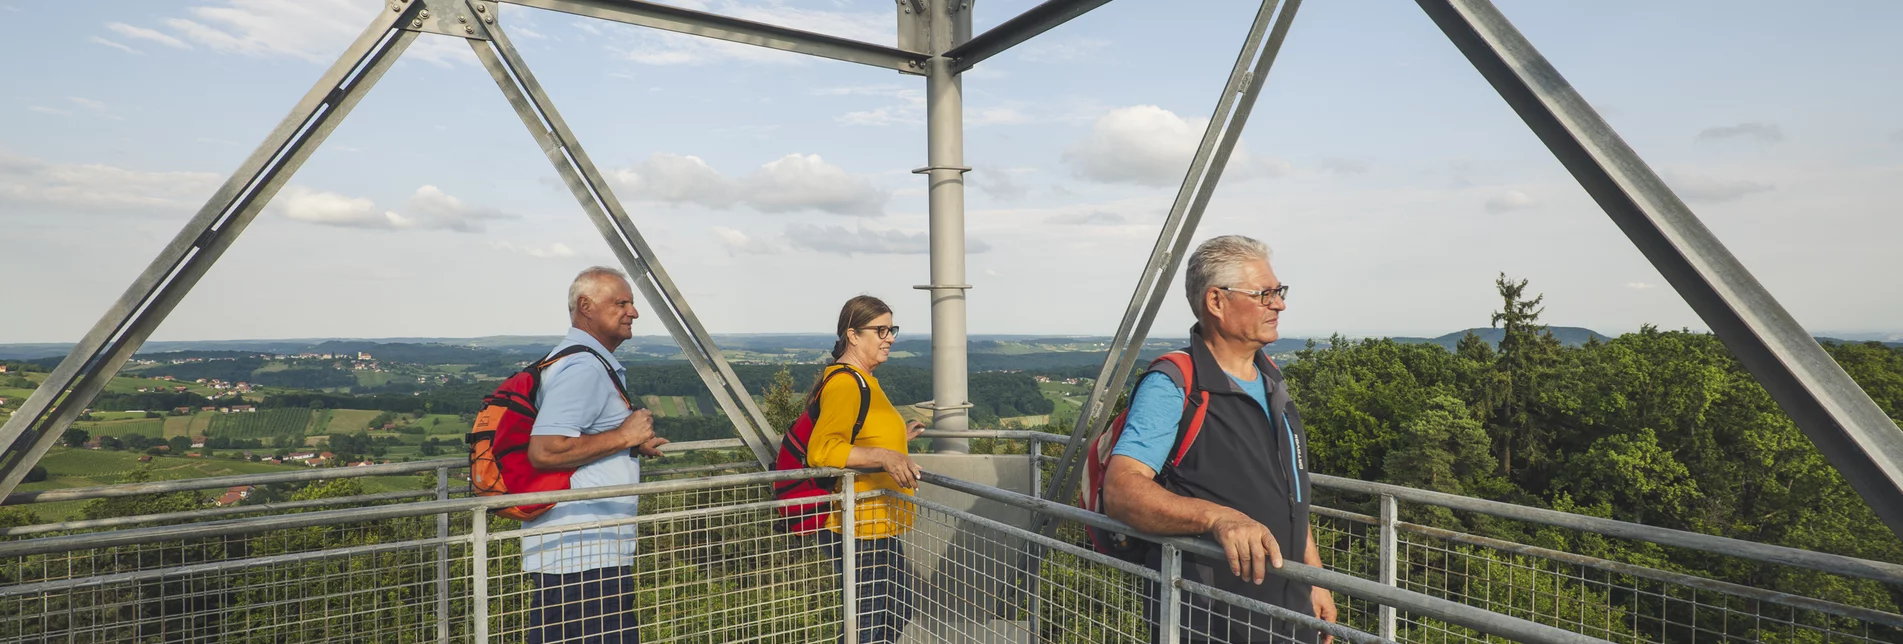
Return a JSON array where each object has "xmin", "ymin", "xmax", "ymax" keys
[
  {"xmin": 567, "ymin": 266, "xmax": 630, "ymax": 315},
  {"xmin": 1184, "ymin": 235, "xmax": 1271, "ymax": 316}
]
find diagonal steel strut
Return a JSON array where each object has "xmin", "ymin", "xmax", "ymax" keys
[
  {"xmin": 471, "ymin": 16, "xmax": 779, "ymax": 468},
  {"xmin": 1041, "ymin": 0, "xmax": 1303, "ymax": 522},
  {"xmin": 1417, "ymin": 0, "xmax": 1903, "ymax": 540},
  {"xmin": 0, "ymin": 4, "xmax": 427, "ymax": 500}
]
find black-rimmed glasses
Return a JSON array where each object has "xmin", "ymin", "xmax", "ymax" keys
[
  {"xmin": 1218, "ymin": 285, "xmax": 1289, "ymax": 306},
  {"xmin": 854, "ymin": 325, "xmax": 900, "ymax": 339}
]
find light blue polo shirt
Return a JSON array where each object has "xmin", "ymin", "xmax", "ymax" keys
[
  {"xmin": 520, "ymin": 327, "xmax": 641, "ymax": 574},
  {"xmin": 1112, "ymin": 366, "xmax": 1270, "ymax": 473}
]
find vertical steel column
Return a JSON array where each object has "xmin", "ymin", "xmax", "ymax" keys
[
  {"xmin": 1160, "ymin": 544, "xmax": 1183, "ymax": 644},
  {"xmin": 841, "ymin": 472, "xmax": 859, "ymax": 644},
  {"xmin": 918, "ymin": 0, "xmax": 975, "ymax": 453},
  {"xmin": 1416, "ymin": 0, "xmax": 1903, "ymax": 539},
  {"xmin": 0, "ymin": 4, "xmax": 424, "ymax": 498},
  {"xmin": 1042, "ymin": 0, "xmax": 1302, "ymax": 515},
  {"xmin": 436, "ymin": 465, "xmax": 451, "ymax": 643},
  {"xmin": 471, "ymin": 509, "xmax": 490, "ymax": 642},
  {"xmin": 1379, "ymin": 494, "xmax": 1398, "ymax": 640},
  {"xmin": 468, "ymin": 17, "xmax": 778, "ymax": 467}
]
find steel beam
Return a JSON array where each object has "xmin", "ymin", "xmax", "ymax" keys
[
  {"xmin": 1043, "ymin": 0, "xmax": 1301, "ymax": 516},
  {"xmin": 944, "ymin": 0, "xmax": 1116, "ymax": 73},
  {"xmin": 0, "ymin": 5, "xmax": 425, "ymax": 499},
  {"xmin": 500, "ymin": 0, "xmax": 928, "ymax": 73},
  {"xmin": 471, "ymin": 19, "xmax": 779, "ymax": 467},
  {"xmin": 1415, "ymin": 0, "xmax": 1903, "ymax": 540}
]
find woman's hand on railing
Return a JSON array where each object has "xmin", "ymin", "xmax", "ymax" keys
[
  {"xmin": 905, "ymin": 420, "xmax": 927, "ymax": 442},
  {"xmin": 871, "ymin": 448, "xmax": 923, "ymax": 489}
]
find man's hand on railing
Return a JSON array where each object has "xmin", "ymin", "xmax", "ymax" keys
[
  {"xmin": 1311, "ymin": 585, "xmax": 1338, "ymax": 644},
  {"xmin": 1206, "ymin": 509, "xmax": 1282, "ymax": 584}
]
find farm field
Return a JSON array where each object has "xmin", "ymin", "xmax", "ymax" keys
[
  {"xmin": 417, "ymin": 414, "xmax": 471, "ymax": 436},
  {"xmin": 638, "ymin": 395, "xmax": 701, "ymax": 418},
  {"xmin": 74, "ymin": 418, "xmax": 166, "ymax": 440},
  {"xmin": 324, "ymin": 409, "xmax": 384, "ymax": 435},
  {"xmin": 1038, "ymin": 381, "xmax": 1090, "ymax": 418},
  {"xmin": 208, "ymin": 408, "xmax": 312, "ymax": 442}
]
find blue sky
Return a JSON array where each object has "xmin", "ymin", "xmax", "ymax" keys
[{"xmin": 2, "ymin": 0, "xmax": 1899, "ymax": 343}]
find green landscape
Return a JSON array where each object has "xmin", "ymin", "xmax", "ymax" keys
[{"xmin": 2, "ymin": 274, "xmax": 1901, "ymax": 635}]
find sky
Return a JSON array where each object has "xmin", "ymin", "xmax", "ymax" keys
[{"xmin": 1, "ymin": 0, "xmax": 1899, "ymax": 344}]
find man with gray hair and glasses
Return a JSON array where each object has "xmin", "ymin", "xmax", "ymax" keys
[
  {"xmin": 522, "ymin": 266, "xmax": 670, "ymax": 644},
  {"xmin": 1102, "ymin": 235, "xmax": 1337, "ymax": 643}
]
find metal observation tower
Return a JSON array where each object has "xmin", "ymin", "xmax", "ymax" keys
[{"xmin": 2, "ymin": 0, "xmax": 1900, "ymax": 642}]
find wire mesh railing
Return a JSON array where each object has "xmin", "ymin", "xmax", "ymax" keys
[{"xmin": 1, "ymin": 431, "xmax": 1899, "ymax": 643}]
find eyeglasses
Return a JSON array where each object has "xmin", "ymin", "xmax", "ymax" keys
[
  {"xmin": 1218, "ymin": 285, "xmax": 1289, "ymax": 306},
  {"xmin": 853, "ymin": 325, "xmax": 900, "ymax": 339}
]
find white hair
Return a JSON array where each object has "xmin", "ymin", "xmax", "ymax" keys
[
  {"xmin": 567, "ymin": 266, "xmax": 630, "ymax": 316},
  {"xmin": 1184, "ymin": 235, "xmax": 1271, "ymax": 317}
]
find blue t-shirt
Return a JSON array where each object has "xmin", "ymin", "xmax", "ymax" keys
[
  {"xmin": 520, "ymin": 327, "xmax": 641, "ymax": 574},
  {"xmin": 1111, "ymin": 366, "xmax": 1269, "ymax": 472}
]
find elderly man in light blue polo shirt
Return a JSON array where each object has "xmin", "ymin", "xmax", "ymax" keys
[{"xmin": 522, "ymin": 266, "xmax": 670, "ymax": 644}]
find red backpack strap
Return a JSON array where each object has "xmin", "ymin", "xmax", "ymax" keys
[
  {"xmin": 540, "ymin": 345, "xmax": 632, "ymax": 410},
  {"xmin": 1152, "ymin": 351, "xmax": 1207, "ymax": 469},
  {"xmin": 800, "ymin": 365, "xmax": 873, "ymax": 459}
]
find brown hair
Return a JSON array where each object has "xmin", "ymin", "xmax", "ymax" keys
[{"xmin": 830, "ymin": 295, "xmax": 893, "ymax": 361}]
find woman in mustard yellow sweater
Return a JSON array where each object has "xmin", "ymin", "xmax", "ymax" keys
[{"xmin": 806, "ymin": 295, "xmax": 923, "ymax": 644}]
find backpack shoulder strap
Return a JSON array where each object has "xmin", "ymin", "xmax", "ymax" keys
[
  {"xmin": 1152, "ymin": 350, "xmax": 1209, "ymax": 469},
  {"xmin": 539, "ymin": 344, "xmax": 632, "ymax": 409},
  {"xmin": 807, "ymin": 365, "xmax": 873, "ymax": 442}
]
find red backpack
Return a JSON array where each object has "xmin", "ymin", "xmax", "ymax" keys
[
  {"xmin": 1079, "ymin": 351, "xmax": 1205, "ymax": 562},
  {"xmin": 770, "ymin": 365, "xmax": 870, "ymax": 535},
  {"xmin": 467, "ymin": 345, "xmax": 629, "ymax": 522}
]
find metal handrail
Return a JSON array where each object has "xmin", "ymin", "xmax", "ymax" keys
[
  {"xmin": 912, "ymin": 472, "xmax": 1609, "ymax": 644},
  {"xmin": 2, "ymin": 437, "xmax": 751, "ymax": 506},
  {"xmin": 1311, "ymin": 473, "xmax": 1903, "ymax": 587},
  {"xmin": 0, "ymin": 467, "xmax": 843, "ymax": 558}
]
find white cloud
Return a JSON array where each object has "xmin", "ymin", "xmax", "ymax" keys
[
  {"xmin": 1014, "ymin": 37, "xmax": 1109, "ymax": 63},
  {"xmin": 785, "ymin": 223, "xmax": 991, "ymax": 256},
  {"xmin": 747, "ymin": 154, "xmax": 886, "ymax": 216},
  {"xmin": 1484, "ymin": 190, "xmax": 1537, "ymax": 213},
  {"xmin": 1062, "ymin": 105, "xmax": 1287, "ymax": 186},
  {"xmin": 106, "ymin": 21, "xmax": 191, "ymax": 49},
  {"xmin": 1696, "ymin": 122, "xmax": 1783, "ymax": 144},
  {"xmin": 0, "ymin": 151, "xmax": 220, "ymax": 214},
  {"xmin": 612, "ymin": 154, "xmax": 740, "ymax": 208},
  {"xmin": 1047, "ymin": 211, "xmax": 1125, "ymax": 226},
  {"xmin": 1625, "ymin": 282, "xmax": 1657, "ymax": 290},
  {"xmin": 273, "ymin": 185, "xmax": 510, "ymax": 232},
  {"xmin": 1661, "ymin": 170, "xmax": 1776, "ymax": 203},
  {"xmin": 615, "ymin": 153, "xmax": 887, "ymax": 216},
  {"xmin": 972, "ymin": 169, "xmax": 1029, "ymax": 201},
  {"xmin": 108, "ymin": 1, "xmax": 472, "ymax": 67},
  {"xmin": 489, "ymin": 241, "xmax": 577, "ymax": 259},
  {"xmin": 88, "ymin": 36, "xmax": 145, "ymax": 56},
  {"xmin": 609, "ymin": 3, "xmax": 890, "ymax": 66},
  {"xmin": 711, "ymin": 226, "xmax": 781, "ymax": 255},
  {"xmin": 68, "ymin": 97, "xmax": 108, "ymax": 112},
  {"xmin": 27, "ymin": 106, "xmax": 66, "ymax": 116}
]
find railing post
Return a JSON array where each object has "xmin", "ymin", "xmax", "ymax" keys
[
  {"xmin": 1160, "ymin": 544, "xmax": 1183, "ymax": 644},
  {"xmin": 472, "ymin": 509, "xmax": 489, "ymax": 643},
  {"xmin": 1379, "ymin": 493, "xmax": 1398, "ymax": 640},
  {"xmin": 436, "ymin": 465, "xmax": 451, "ymax": 643},
  {"xmin": 841, "ymin": 472, "xmax": 859, "ymax": 644},
  {"xmin": 1027, "ymin": 439, "xmax": 1042, "ymax": 638}
]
